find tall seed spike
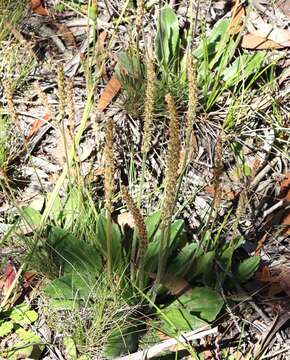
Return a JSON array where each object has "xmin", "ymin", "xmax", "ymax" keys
[
  {"xmin": 136, "ymin": 0, "xmax": 144, "ymax": 34},
  {"xmin": 56, "ymin": 63, "xmax": 66, "ymax": 119},
  {"xmin": 141, "ymin": 39, "xmax": 156, "ymax": 155},
  {"xmin": 121, "ymin": 185, "xmax": 148, "ymax": 265},
  {"xmin": 185, "ymin": 55, "xmax": 198, "ymax": 153},
  {"xmin": 161, "ymin": 93, "xmax": 181, "ymax": 229},
  {"xmin": 2, "ymin": 80, "xmax": 20, "ymax": 131}
]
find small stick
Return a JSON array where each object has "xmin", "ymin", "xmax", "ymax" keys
[{"xmin": 115, "ymin": 326, "xmax": 218, "ymax": 360}]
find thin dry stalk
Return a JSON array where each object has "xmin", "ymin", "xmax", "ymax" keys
[
  {"xmin": 66, "ymin": 78, "xmax": 75, "ymax": 136},
  {"xmin": 56, "ymin": 63, "xmax": 66, "ymax": 119},
  {"xmin": 104, "ymin": 119, "xmax": 114, "ymax": 278},
  {"xmin": 34, "ymin": 82, "xmax": 54, "ymax": 121},
  {"xmin": 212, "ymin": 132, "xmax": 223, "ymax": 210},
  {"xmin": 2, "ymin": 80, "xmax": 21, "ymax": 131},
  {"xmin": 104, "ymin": 119, "xmax": 114, "ymax": 214}
]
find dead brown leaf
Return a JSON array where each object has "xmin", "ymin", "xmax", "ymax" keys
[
  {"xmin": 30, "ymin": 0, "xmax": 49, "ymax": 16},
  {"xmin": 228, "ymin": 0, "xmax": 246, "ymax": 35},
  {"xmin": 245, "ymin": 12, "xmax": 290, "ymax": 48},
  {"xmin": 25, "ymin": 114, "xmax": 50, "ymax": 142},
  {"xmin": 0, "ymin": 262, "xmax": 16, "ymax": 297},
  {"xmin": 241, "ymin": 34, "xmax": 283, "ymax": 49},
  {"xmin": 54, "ymin": 23, "xmax": 77, "ymax": 47},
  {"xmin": 97, "ymin": 75, "xmax": 122, "ymax": 112},
  {"xmin": 117, "ymin": 212, "xmax": 135, "ymax": 228},
  {"xmin": 148, "ymin": 272, "xmax": 190, "ymax": 296}
]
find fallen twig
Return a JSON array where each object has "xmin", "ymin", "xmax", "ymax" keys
[{"xmin": 115, "ymin": 326, "xmax": 218, "ymax": 360}]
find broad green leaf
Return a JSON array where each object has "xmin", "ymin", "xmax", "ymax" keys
[
  {"xmin": 0, "ymin": 321, "xmax": 13, "ymax": 337},
  {"xmin": 189, "ymin": 250, "xmax": 215, "ymax": 281},
  {"xmin": 186, "ymin": 287, "xmax": 224, "ymax": 322},
  {"xmin": 96, "ymin": 214, "xmax": 122, "ymax": 267},
  {"xmin": 168, "ymin": 242, "xmax": 198, "ymax": 277},
  {"xmin": 49, "ymin": 299, "xmax": 80, "ymax": 311},
  {"xmin": 160, "ymin": 307, "xmax": 207, "ymax": 336},
  {"xmin": 156, "ymin": 6, "xmax": 179, "ymax": 67},
  {"xmin": 117, "ymin": 51, "xmax": 142, "ymax": 77},
  {"xmin": 63, "ymin": 189, "xmax": 82, "ymax": 229},
  {"xmin": 4, "ymin": 328, "xmax": 43, "ymax": 359},
  {"xmin": 21, "ymin": 207, "xmax": 41, "ymax": 227},
  {"xmin": 222, "ymin": 52, "xmax": 265, "ymax": 87},
  {"xmin": 102, "ymin": 323, "xmax": 140, "ymax": 358},
  {"xmin": 219, "ymin": 247, "xmax": 233, "ymax": 271},
  {"xmin": 9, "ymin": 303, "xmax": 38, "ymax": 326},
  {"xmin": 47, "ymin": 226, "xmax": 102, "ymax": 276},
  {"xmin": 44, "ymin": 273, "xmax": 94, "ymax": 301},
  {"xmin": 194, "ymin": 20, "xmax": 230, "ymax": 60},
  {"xmin": 144, "ymin": 219, "xmax": 184, "ymax": 272},
  {"xmin": 145, "ymin": 211, "xmax": 161, "ymax": 239},
  {"xmin": 63, "ymin": 336, "xmax": 78, "ymax": 360},
  {"xmin": 236, "ymin": 256, "xmax": 260, "ymax": 282},
  {"xmin": 46, "ymin": 192, "xmax": 62, "ymax": 224}
]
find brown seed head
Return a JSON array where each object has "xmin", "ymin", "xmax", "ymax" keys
[
  {"xmin": 57, "ymin": 63, "xmax": 65, "ymax": 118},
  {"xmin": 121, "ymin": 185, "xmax": 148, "ymax": 263},
  {"xmin": 236, "ymin": 189, "xmax": 247, "ymax": 220},
  {"xmin": 104, "ymin": 119, "xmax": 114, "ymax": 214},
  {"xmin": 141, "ymin": 42, "xmax": 155, "ymax": 155},
  {"xmin": 161, "ymin": 94, "xmax": 181, "ymax": 228},
  {"xmin": 34, "ymin": 82, "xmax": 54, "ymax": 121},
  {"xmin": 136, "ymin": 0, "xmax": 144, "ymax": 34},
  {"xmin": 186, "ymin": 55, "xmax": 198, "ymax": 151},
  {"xmin": 66, "ymin": 78, "xmax": 75, "ymax": 135},
  {"xmin": 2, "ymin": 80, "xmax": 20, "ymax": 130}
]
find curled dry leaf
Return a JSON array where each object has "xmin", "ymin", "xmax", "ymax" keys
[
  {"xmin": 26, "ymin": 114, "xmax": 50, "ymax": 142},
  {"xmin": 228, "ymin": 0, "xmax": 246, "ymax": 35},
  {"xmin": 53, "ymin": 23, "xmax": 77, "ymax": 47},
  {"xmin": 243, "ymin": 12, "xmax": 290, "ymax": 49},
  {"xmin": 279, "ymin": 173, "xmax": 290, "ymax": 234},
  {"xmin": 117, "ymin": 211, "xmax": 135, "ymax": 229},
  {"xmin": 97, "ymin": 75, "xmax": 122, "ymax": 112},
  {"xmin": 147, "ymin": 272, "xmax": 190, "ymax": 296},
  {"xmin": 0, "ymin": 262, "xmax": 16, "ymax": 296},
  {"xmin": 31, "ymin": 0, "xmax": 49, "ymax": 16}
]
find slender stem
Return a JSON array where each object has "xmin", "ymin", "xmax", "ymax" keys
[
  {"xmin": 131, "ymin": 152, "xmax": 147, "ymax": 283},
  {"xmin": 151, "ymin": 224, "xmax": 170, "ymax": 303},
  {"xmin": 106, "ymin": 209, "xmax": 113, "ymax": 279}
]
